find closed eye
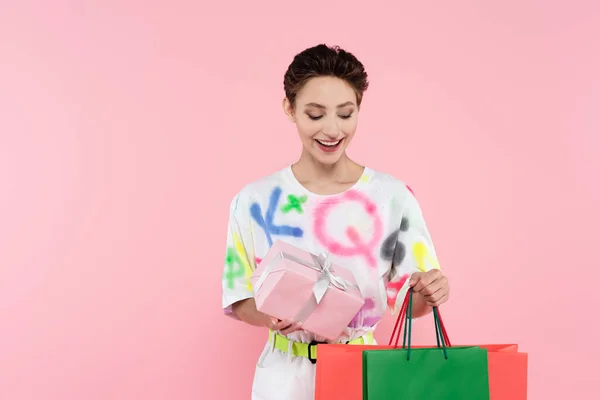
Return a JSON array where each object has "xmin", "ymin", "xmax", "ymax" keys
[{"xmin": 307, "ymin": 113, "xmax": 353, "ymax": 120}]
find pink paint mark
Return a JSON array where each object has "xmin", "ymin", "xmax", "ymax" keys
[
  {"xmin": 255, "ymin": 256, "xmax": 262, "ymax": 265},
  {"xmin": 406, "ymin": 184, "xmax": 415, "ymax": 197},
  {"xmin": 348, "ymin": 298, "xmax": 380, "ymax": 328},
  {"xmin": 386, "ymin": 274, "xmax": 409, "ymax": 308},
  {"xmin": 346, "ymin": 226, "xmax": 377, "ymax": 267},
  {"xmin": 313, "ymin": 189, "xmax": 383, "ymax": 269}
]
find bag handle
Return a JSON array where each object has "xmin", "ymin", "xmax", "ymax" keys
[{"xmin": 388, "ymin": 288, "xmax": 450, "ymax": 360}]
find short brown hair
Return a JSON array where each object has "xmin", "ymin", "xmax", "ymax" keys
[{"xmin": 283, "ymin": 44, "xmax": 369, "ymax": 108}]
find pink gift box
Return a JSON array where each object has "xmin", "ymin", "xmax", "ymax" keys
[{"xmin": 250, "ymin": 240, "xmax": 365, "ymax": 341}]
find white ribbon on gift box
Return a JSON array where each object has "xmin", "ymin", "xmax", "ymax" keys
[{"xmin": 253, "ymin": 251, "xmax": 359, "ymax": 325}]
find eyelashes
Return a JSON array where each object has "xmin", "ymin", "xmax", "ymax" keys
[{"xmin": 307, "ymin": 113, "xmax": 353, "ymax": 121}]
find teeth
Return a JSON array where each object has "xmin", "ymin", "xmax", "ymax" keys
[{"xmin": 317, "ymin": 139, "xmax": 340, "ymax": 147}]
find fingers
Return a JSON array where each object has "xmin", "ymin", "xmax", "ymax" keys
[
  {"xmin": 427, "ymin": 292, "xmax": 449, "ymax": 307},
  {"xmin": 410, "ymin": 270, "xmax": 450, "ymax": 307},
  {"xmin": 410, "ymin": 269, "xmax": 442, "ymax": 292},
  {"xmin": 266, "ymin": 317, "xmax": 287, "ymax": 331},
  {"xmin": 269, "ymin": 318, "xmax": 289, "ymax": 331},
  {"xmin": 280, "ymin": 322, "xmax": 303, "ymax": 335},
  {"xmin": 268, "ymin": 318, "xmax": 302, "ymax": 335},
  {"xmin": 265, "ymin": 317, "xmax": 277, "ymax": 330},
  {"xmin": 421, "ymin": 283, "xmax": 449, "ymax": 307},
  {"xmin": 421, "ymin": 275, "xmax": 445, "ymax": 296}
]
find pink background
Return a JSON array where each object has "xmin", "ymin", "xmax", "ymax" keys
[{"xmin": 1, "ymin": 1, "xmax": 599, "ymax": 399}]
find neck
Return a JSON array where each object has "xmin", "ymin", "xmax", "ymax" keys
[{"xmin": 292, "ymin": 149, "xmax": 361, "ymax": 182}]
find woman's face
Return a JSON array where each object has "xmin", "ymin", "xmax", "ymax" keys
[{"xmin": 284, "ymin": 76, "xmax": 359, "ymax": 165}]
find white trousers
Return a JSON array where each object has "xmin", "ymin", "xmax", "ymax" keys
[{"xmin": 251, "ymin": 341, "xmax": 317, "ymax": 400}]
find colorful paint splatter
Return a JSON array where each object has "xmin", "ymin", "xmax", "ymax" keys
[
  {"xmin": 380, "ymin": 217, "xmax": 409, "ymax": 266},
  {"xmin": 281, "ymin": 194, "xmax": 307, "ymax": 214},
  {"xmin": 232, "ymin": 233, "xmax": 254, "ymax": 292},
  {"xmin": 222, "ymin": 167, "xmax": 441, "ymax": 341},
  {"xmin": 348, "ymin": 298, "xmax": 381, "ymax": 328},
  {"xmin": 313, "ymin": 189, "xmax": 383, "ymax": 269},
  {"xmin": 386, "ymin": 273, "xmax": 409, "ymax": 308},
  {"xmin": 224, "ymin": 247, "xmax": 245, "ymax": 290},
  {"xmin": 250, "ymin": 186, "xmax": 304, "ymax": 247},
  {"xmin": 413, "ymin": 241, "xmax": 441, "ymax": 271}
]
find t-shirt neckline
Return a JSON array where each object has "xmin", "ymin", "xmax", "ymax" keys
[{"xmin": 282, "ymin": 164, "xmax": 371, "ymax": 198}]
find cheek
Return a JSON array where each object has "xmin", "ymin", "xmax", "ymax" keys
[
  {"xmin": 341, "ymin": 119, "xmax": 358, "ymax": 135},
  {"xmin": 296, "ymin": 120, "xmax": 321, "ymax": 139}
]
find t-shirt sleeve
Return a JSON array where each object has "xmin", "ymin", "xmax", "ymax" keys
[
  {"xmin": 221, "ymin": 190, "xmax": 256, "ymax": 319},
  {"xmin": 386, "ymin": 186, "xmax": 442, "ymax": 315}
]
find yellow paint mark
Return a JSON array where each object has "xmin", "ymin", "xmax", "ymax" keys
[
  {"xmin": 233, "ymin": 233, "xmax": 254, "ymax": 292},
  {"xmin": 413, "ymin": 241, "xmax": 440, "ymax": 272},
  {"xmin": 360, "ymin": 175, "xmax": 369, "ymax": 183}
]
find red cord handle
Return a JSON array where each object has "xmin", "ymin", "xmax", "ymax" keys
[{"xmin": 388, "ymin": 288, "xmax": 451, "ymax": 348}]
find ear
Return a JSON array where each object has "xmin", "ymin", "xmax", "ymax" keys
[{"xmin": 282, "ymin": 98, "xmax": 296, "ymax": 123}]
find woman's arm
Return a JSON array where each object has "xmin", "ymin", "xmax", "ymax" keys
[
  {"xmin": 232, "ymin": 298, "xmax": 304, "ymax": 334},
  {"xmin": 231, "ymin": 298, "xmax": 272, "ymax": 327}
]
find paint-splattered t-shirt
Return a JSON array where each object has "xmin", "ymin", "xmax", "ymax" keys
[{"xmin": 221, "ymin": 166, "xmax": 441, "ymax": 343}]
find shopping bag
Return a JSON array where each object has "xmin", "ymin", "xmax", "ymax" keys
[
  {"xmin": 315, "ymin": 344, "xmax": 388, "ymax": 400},
  {"xmin": 315, "ymin": 289, "xmax": 527, "ymax": 399},
  {"xmin": 315, "ymin": 343, "xmax": 526, "ymax": 400},
  {"xmin": 362, "ymin": 289, "xmax": 490, "ymax": 399},
  {"xmin": 477, "ymin": 344, "xmax": 528, "ymax": 399}
]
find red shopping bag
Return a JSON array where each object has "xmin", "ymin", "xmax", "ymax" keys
[
  {"xmin": 315, "ymin": 343, "xmax": 527, "ymax": 400},
  {"xmin": 315, "ymin": 292, "xmax": 527, "ymax": 399}
]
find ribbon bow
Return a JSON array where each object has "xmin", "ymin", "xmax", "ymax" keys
[{"xmin": 311, "ymin": 252, "xmax": 348, "ymax": 303}]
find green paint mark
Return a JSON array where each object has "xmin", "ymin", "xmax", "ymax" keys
[
  {"xmin": 224, "ymin": 247, "xmax": 245, "ymax": 289},
  {"xmin": 281, "ymin": 194, "xmax": 307, "ymax": 214}
]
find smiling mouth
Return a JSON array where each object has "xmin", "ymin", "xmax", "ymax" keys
[{"xmin": 315, "ymin": 138, "xmax": 343, "ymax": 152}]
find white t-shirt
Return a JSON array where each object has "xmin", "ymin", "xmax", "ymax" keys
[{"xmin": 221, "ymin": 165, "xmax": 441, "ymax": 343}]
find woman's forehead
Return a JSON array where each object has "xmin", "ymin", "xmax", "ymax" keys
[{"xmin": 297, "ymin": 76, "xmax": 357, "ymax": 107}]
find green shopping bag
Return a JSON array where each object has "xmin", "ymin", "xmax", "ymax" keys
[{"xmin": 362, "ymin": 289, "xmax": 491, "ymax": 399}]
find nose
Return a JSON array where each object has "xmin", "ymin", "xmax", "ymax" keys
[{"xmin": 322, "ymin": 115, "xmax": 341, "ymax": 139}]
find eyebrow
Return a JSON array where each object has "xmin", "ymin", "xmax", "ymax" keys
[{"xmin": 304, "ymin": 101, "xmax": 355, "ymax": 109}]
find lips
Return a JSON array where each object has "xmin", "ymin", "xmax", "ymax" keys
[{"xmin": 315, "ymin": 138, "xmax": 344, "ymax": 153}]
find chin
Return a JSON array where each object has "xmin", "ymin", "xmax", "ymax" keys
[
  {"xmin": 316, "ymin": 155, "xmax": 342, "ymax": 165},
  {"xmin": 310, "ymin": 149, "xmax": 345, "ymax": 165}
]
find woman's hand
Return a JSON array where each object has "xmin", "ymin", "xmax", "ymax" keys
[
  {"xmin": 409, "ymin": 269, "xmax": 450, "ymax": 308},
  {"xmin": 267, "ymin": 318, "xmax": 303, "ymax": 335},
  {"xmin": 232, "ymin": 299, "xmax": 303, "ymax": 335}
]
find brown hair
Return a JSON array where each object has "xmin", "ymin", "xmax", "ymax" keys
[{"xmin": 283, "ymin": 44, "xmax": 369, "ymax": 108}]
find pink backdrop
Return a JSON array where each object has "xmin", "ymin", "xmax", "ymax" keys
[{"xmin": 1, "ymin": 1, "xmax": 599, "ymax": 399}]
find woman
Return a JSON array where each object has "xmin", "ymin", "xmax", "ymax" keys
[{"xmin": 221, "ymin": 44, "xmax": 450, "ymax": 400}]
